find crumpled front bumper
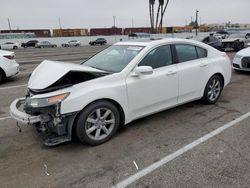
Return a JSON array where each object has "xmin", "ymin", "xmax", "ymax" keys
[{"xmin": 10, "ymin": 98, "xmax": 50, "ymax": 125}]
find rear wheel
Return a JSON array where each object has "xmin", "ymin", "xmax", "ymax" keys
[
  {"xmin": 13, "ymin": 46, "xmax": 18, "ymax": 50},
  {"xmin": 75, "ymin": 101, "xmax": 120, "ymax": 146},
  {"xmin": 202, "ymin": 75, "xmax": 223, "ymax": 104}
]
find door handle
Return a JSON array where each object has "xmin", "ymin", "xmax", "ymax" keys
[
  {"xmin": 166, "ymin": 70, "xmax": 177, "ymax": 76},
  {"xmin": 200, "ymin": 63, "xmax": 208, "ymax": 67}
]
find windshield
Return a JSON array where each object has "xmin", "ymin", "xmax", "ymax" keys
[
  {"xmin": 83, "ymin": 45, "xmax": 144, "ymax": 72},
  {"xmin": 229, "ymin": 33, "xmax": 246, "ymax": 38}
]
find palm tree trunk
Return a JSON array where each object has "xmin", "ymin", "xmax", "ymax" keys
[
  {"xmin": 155, "ymin": 4, "xmax": 161, "ymax": 33},
  {"xmin": 149, "ymin": 2, "xmax": 153, "ymax": 30},
  {"xmin": 159, "ymin": 0, "xmax": 170, "ymax": 30}
]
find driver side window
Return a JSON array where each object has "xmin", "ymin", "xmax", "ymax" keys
[{"xmin": 138, "ymin": 45, "xmax": 173, "ymax": 69}]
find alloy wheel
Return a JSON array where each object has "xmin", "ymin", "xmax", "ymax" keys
[
  {"xmin": 207, "ymin": 78, "xmax": 221, "ymax": 101},
  {"xmin": 85, "ymin": 108, "xmax": 115, "ymax": 141}
]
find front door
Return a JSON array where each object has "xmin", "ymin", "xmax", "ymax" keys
[{"xmin": 126, "ymin": 44, "xmax": 179, "ymax": 120}]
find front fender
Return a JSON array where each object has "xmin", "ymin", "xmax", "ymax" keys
[{"xmin": 60, "ymin": 78, "xmax": 129, "ymax": 123}]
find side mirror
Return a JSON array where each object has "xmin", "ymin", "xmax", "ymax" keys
[{"xmin": 131, "ymin": 66, "xmax": 153, "ymax": 77}]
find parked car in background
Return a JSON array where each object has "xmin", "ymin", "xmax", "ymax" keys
[
  {"xmin": 10, "ymin": 38, "xmax": 231, "ymax": 146},
  {"xmin": 89, "ymin": 38, "xmax": 107, "ymax": 46},
  {"xmin": 222, "ymin": 32, "xmax": 250, "ymax": 51},
  {"xmin": 215, "ymin": 30, "xmax": 229, "ymax": 39},
  {"xmin": 62, "ymin": 40, "xmax": 81, "ymax": 47},
  {"xmin": 35, "ymin": 41, "xmax": 57, "ymax": 48},
  {"xmin": 202, "ymin": 34, "xmax": 222, "ymax": 50},
  {"xmin": 232, "ymin": 47, "xmax": 250, "ymax": 72},
  {"xmin": 21, "ymin": 40, "xmax": 39, "ymax": 48},
  {"xmin": 0, "ymin": 42, "xmax": 21, "ymax": 50},
  {"xmin": 0, "ymin": 50, "xmax": 19, "ymax": 83}
]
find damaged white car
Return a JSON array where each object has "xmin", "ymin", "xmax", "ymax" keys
[{"xmin": 10, "ymin": 38, "xmax": 231, "ymax": 146}]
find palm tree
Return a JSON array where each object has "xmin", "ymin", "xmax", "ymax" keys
[
  {"xmin": 149, "ymin": 0, "xmax": 155, "ymax": 33},
  {"xmin": 149, "ymin": 0, "xmax": 170, "ymax": 34},
  {"xmin": 156, "ymin": 0, "xmax": 164, "ymax": 33},
  {"xmin": 159, "ymin": 0, "xmax": 170, "ymax": 32}
]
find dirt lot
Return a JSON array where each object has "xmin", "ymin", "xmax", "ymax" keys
[{"xmin": 0, "ymin": 46, "xmax": 250, "ymax": 188}]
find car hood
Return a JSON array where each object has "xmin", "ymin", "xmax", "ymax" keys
[
  {"xmin": 237, "ymin": 47, "xmax": 250, "ymax": 57},
  {"xmin": 28, "ymin": 60, "xmax": 107, "ymax": 91},
  {"xmin": 222, "ymin": 38, "xmax": 243, "ymax": 42}
]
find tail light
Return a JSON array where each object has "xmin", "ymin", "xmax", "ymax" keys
[{"xmin": 4, "ymin": 55, "xmax": 15, "ymax": 60}]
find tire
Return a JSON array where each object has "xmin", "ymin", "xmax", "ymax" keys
[
  {"xmin": 0, "ymin": 69, "xmax": 6, "ymax": 83},
  {"xmin": 75, "ymin": 100, "xmax": 120, "ymax": 146},
  {"xmin": 202, "ymin": 75, "xmax": 223, "ymax": 104},
  {"xmin": 13, "ymin": 46, "xmax": 18, "ymax": 50}
]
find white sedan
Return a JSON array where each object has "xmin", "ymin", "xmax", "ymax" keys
[
  {"xmin": 62, "ymin": 40, "xmax": 81, "ymax": 47},
  {"xmin": 10, "ymin": 38, "xmax": 232, "ymax": 146},
  {"xmin": 0, "ymin": 50, "xmax": 19, "ymax": 82},
  {"xmin": 0, "ymin": 42, "xmax": 21, "ymax": 50},
  {"xmin": 233, "ymin": 47, "xmax": 250, "ymax": 72}
]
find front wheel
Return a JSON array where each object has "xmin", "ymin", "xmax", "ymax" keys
[
  {"xmin": 75, "ymin": 101, "xmax": 120, "ymax": 146},
  {"xmin": 202, "ymin": 75, "xmax": 223, "ymax": 104}
]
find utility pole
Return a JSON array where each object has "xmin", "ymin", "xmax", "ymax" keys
[
  {"xmin": 58, "ymin": 17, "xmax": 62, "ymax": 29},
  {"xmin": 113, "ymin": 16, "xmax": 116, "ymax": 28},
  {"xmin": 132, "ymin": 17, "xmax": 134, "ymax": 28},
  {"xmin": 195, "ymin": 10, "xmax": 199, "ymax": 36},
  {"xmin": 58, "ymin": 17, "xmax": 62, "ymax": 37},
  {"xmin": 7, "ymin": 18, "xmax": 12, "ymax": 31}
]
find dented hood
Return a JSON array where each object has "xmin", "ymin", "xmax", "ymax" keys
[{"xmin": 28, "ymin": 60, "xmax": 105, "ymax": 90}]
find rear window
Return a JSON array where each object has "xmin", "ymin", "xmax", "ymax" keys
[
  {"xmin": 196, "ymin": 47, "xmax": 207, "ymax": 58},
  {"xmin": 175, "ymin": 44, "xmax": 197, "ymax": 62}
]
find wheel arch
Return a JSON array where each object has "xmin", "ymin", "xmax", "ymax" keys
[
  {"xmin": 70, "ymin": 98, "xmax": 126, "ymax": 139},
  {"xmin": 212, "ymin": 72, "xmax": 224, "ymax": 87},
  {"xmin": 203, "ymin": 72, "xmax": 225, "ymax": 95}
]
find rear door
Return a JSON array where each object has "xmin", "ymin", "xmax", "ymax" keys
[{"xmin": 174, "ymin": 44, "xmax": 209, "ymax": 103}]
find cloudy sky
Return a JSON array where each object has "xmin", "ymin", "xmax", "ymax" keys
[{"xmin": 0, "ymin": 0, "xmax": 249, "ymax": 30}]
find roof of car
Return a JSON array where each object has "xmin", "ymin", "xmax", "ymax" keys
[{"xmin": 115, "ymin": 38, "xmax": 205, "ymax": 47}]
